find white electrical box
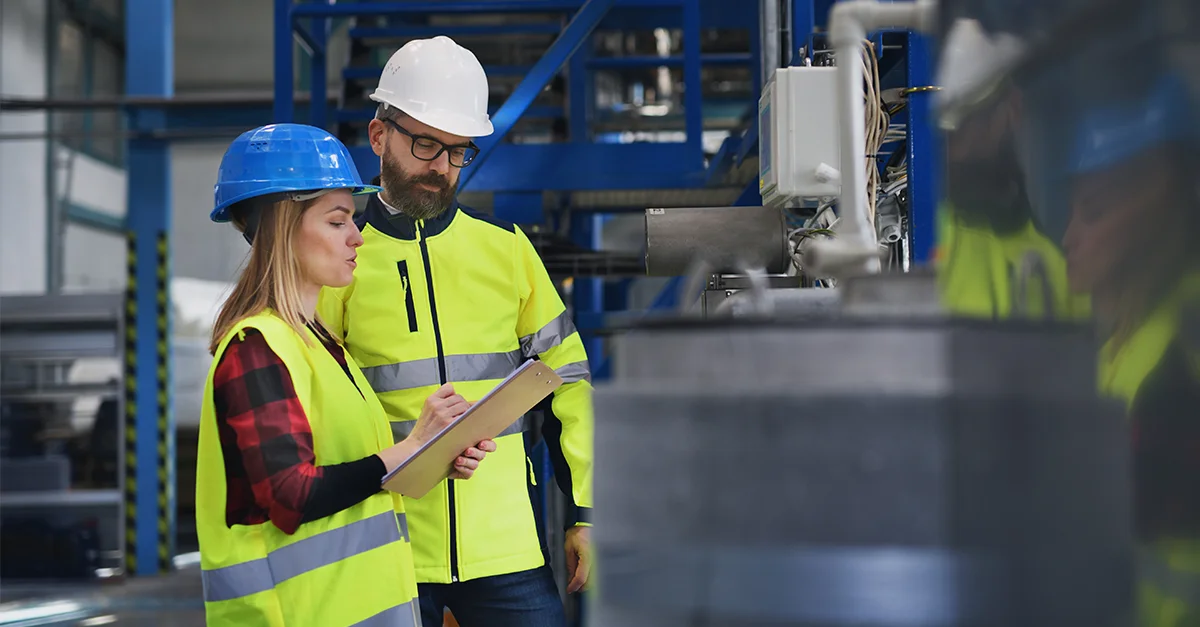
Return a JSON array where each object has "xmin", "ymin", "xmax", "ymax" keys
[{"xmin": 758, "ymin": 66, "xmax": 841, "ymax": 208}]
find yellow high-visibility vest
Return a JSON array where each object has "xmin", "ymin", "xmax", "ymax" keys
[
  {"xmin": 318, "ymin": 196, "xmax": 594, "ymax": 584},
  {"xmin": 196, "ymin": 311, "xmax": 419, "ymax": 626}
]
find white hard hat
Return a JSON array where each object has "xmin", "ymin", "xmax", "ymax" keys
[
  {"xmin": 370, "ymin": 36, "xmax": 494, "ymax": 138},
  {"xmin": 935, "ymin": 18, "xmax": 1026, "ymax": 126}
]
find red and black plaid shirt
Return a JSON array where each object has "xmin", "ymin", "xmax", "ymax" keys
[{"xmin": 212, "ymin": 327, "xmax": 355, "ymax": 535}]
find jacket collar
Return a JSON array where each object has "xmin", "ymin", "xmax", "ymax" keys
[{"xmin": 361, "ymin": 179, "xmax": 459, "ymax": 241}]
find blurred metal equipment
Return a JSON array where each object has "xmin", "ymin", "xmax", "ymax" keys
[
  {"xmin": 592, "ymin": 274, "xmax": 1134, "ymax": 626},
  {"xmin": 644, "ymin": 206, "xmax": 791, "ymax": 276},
  {"xmin": 0, "ymin": 293, "xmax": 127, "ymax": 580}
]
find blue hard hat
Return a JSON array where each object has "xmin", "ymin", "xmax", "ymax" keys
[
  {"xmin": 211, "ymin": 123, "xmax": 381, "ymax": 222},
  {"xmin": 1069, "ymin": 74, "xmax": 1195, "ymax": 175}
]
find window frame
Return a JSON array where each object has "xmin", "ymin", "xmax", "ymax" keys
[{"xmin": 49, "ymin": 0, "xmax": 127, "ymax": 167}]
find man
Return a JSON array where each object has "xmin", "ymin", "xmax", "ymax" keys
[
  {"xmin": 937, "ymin": 88, "xmax": 1090, "ymax": 321},
  {"xmin": 317, "ymin": 36, "xmax": 594, "ymax": 627}
]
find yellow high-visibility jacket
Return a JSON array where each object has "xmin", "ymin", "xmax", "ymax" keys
[
  {"xmin": 1098, "ymin": 274, "xmax": 1200, "ymax": 627},
  {"xmin": 196, "ymin": 311, "xmax": 420, "ymax": 626},
  {"xmin": 318, "ymin": 195, "xmax": 594, "ymax": 584},
  {"xmin": 936, "ymin": 202, "xmax": 1091, "ymax": 321}
]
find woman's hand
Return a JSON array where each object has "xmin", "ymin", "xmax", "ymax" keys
[
  {"xmin": 448, "ymin": 439, "xmax": 497, "ymax": 480},
  {"xmin": 409, "ymin": 383, "xmax": 471, "ymax": 446}
]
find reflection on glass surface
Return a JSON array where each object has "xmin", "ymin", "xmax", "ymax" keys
[{"xmin": 935, "ymin": 0, "xmax": 1200, "ymax": 623}]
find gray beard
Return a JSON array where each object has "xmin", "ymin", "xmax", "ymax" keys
[{"xmin": 382, "ymin": 191, "xmax": 447, "ymax": 221}]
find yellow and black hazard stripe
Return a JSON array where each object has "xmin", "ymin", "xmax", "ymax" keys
[
  {"xmin": 123, "ymin": 230, "xmax": 175, "ymax": 575},
  {"xmin": 155, "ymin": 231, "xmax": 174, "ymax": 573},
  {"xmin": 123, "ymin": 230, "xmax": 139, "ymax": 575}
]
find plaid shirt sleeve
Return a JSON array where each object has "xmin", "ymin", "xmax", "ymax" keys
[{"xmin": 212, "ymin": 328, "xmax": 323, "ymax": 535}]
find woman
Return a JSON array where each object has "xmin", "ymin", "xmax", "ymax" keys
[
  {"xmin": 195, "ymin": 122, "xmax": 495, "ymax": 626},
  {"xmin": 1062, "ymin": 74, "xmax": 1200, "ymax": 626}
]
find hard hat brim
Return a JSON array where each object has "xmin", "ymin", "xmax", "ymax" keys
[
  {"xmin": 370, "ymin": 93, "xmax": 495, "ymax": 138},
  {"xmin": 210, "ymin": 183, "xmax": 382, "ymax": 223}
]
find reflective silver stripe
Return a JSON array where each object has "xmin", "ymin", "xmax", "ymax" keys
[
  {"xmin": 520, "ymin": 310, "xmax": 578, "ymax": 358},
  {"xmin": 363, "ymin": 358, "xmax": 440, "ymax": 394},
  {"xmin": 445, "ymin": 350, "xmax": 523, "ymax": 382},
  {"xmin": 395, "ymin": 513, "xmax": 409, "ymax": 542},
  {"xmin": 351, "ymin": 599, "xmax": 421, "ymax": 627},
  {"xmin": 1139, "ymin": 549, "xmax": 1200, "ymax": 606},
  {"xmin": 391, "ymin": 414, "xmax": 530, "ymax": 442},
  {"xmin": 363, "ymin": 351, "xmax": 523, "ymax": 394},
  {"xmin": 555, "ymin": 360, "xmax": 592, "ymax": 384},
  {"xmin": 202, "ymin": 510, "xmax": 401, "ymax": 602},
  {"xmin": 496, "ymin": 414, "xmax": 531, "ymax": 438},
  {"xmin": 392, "ymin": 421, "xmax": 417, "ymax": 441}
]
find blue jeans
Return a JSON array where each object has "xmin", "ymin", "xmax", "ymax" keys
[{"xmin": 417, "ymin": 565, "xmax": 566, "ymax": 627}]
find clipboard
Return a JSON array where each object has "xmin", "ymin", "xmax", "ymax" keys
[{"xmin": 382, "ymin": 359, "xmax": 563, "ymax": 499}]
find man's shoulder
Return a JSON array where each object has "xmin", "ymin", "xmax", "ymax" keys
[{"xmin": 457, "ymin": 205, "xmax": 517, "ymax": 235}]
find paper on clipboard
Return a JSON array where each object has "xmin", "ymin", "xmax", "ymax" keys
[{"xmin": 381, "ymin": 359, "xmax": 562, "ymax": 499}]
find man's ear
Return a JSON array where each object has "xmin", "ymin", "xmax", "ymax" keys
[{"xmin": 368, "ymin": 118, "xmax": 387, "ymax": 157}]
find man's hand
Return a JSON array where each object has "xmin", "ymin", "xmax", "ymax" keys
[{"xmin": 565, "ymin": 526, "xmax": 592, "ymax": 594}]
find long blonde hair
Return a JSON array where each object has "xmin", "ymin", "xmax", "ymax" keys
[{"xmin": 208, "ymin": 197, "xmax": 332, "ymax": 354}]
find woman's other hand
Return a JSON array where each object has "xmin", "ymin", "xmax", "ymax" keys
[
  {"xmin": 410, "ymin": 383, "xmax": 471, "ymax": 445},
  {"xmin": 449, "ymin": 439, "xmax": 496, "ymax": 480}
]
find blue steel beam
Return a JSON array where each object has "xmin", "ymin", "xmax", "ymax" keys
[
  {"xmin": 341, "ymin": 54, "xmax": 752, "ymax": 81},
  {"xmin": 734, "ymin": 177, "xmax": 761, "ymax": 206},
  {"xmin": 704, "ymin": 134, "xmax": 740, "ymax": 186},
  {"xmin": 124, "ymin": 0, "xmax": 174, "ymax": 577},
  {"xmin": 735, "ymin": 115, "xmax": 758, "ymax": 166},
  {"xmin": 568, "ymin": 24, "xmax": 592, "ymax": 141},
  {"xmin": 291, "ymin": 0, "xmax": 680, "ymax": 17},
  {"xmin": 682, "ymin": 0, "xmax": 703, "ymax": 161},
  {"xmin": 905, "ymin": 32, "xmax": 939, "ymax": 265},
  {"xmin": 335, "ymin": 105, "xmax": 564, "ymax": 123},
  {"xmin": 343, "ymin": 65, "xmax": 532, "ymax": 80},
  {"xmin": 350, "ymin": 23, "xmax": 564, "ymax": 38},
  {"xmin": 309, "ymin": 13, "xmax": 329, "ymax": 129},
  {"xmin": 352, "ymin": 143, "xmax": 705, "ymax": 192},
  {"xmin": 588, "ymin": 53, "xmax": 752, "ymax": 69},
  {"xmin": 293, "ymin": 20, "xmax": 322, "ymax": 57},
  {"xmin": 570, "ymin": 215, "xmax": 606, "ymax": 379},
  {"xmin": 274, "ymin": 0, "xmax": 294, "ymax": 122},
  {"xmin": 790, "ymin": 0, "xmax": 815, "ymax": 65},
  {"xmin": 458, "ymin": 0, "xmax": 618, "ymax": 192}
]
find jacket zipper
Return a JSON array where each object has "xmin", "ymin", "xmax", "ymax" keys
[
  {"xmin": 417, "ymin": 221, "xmax": 458, "ymax": 582},
  {"xmin": 396, "ymin": 261, "xmax": 418, "ymax": 333}
]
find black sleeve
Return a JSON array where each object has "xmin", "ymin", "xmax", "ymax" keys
[
  {"xmin": 538, "ymin": 401, "xmax": 589, "ymax": 529},
  {"xmin": 299, "ymin": 455, "xmax": 388, "ymax": 524}
]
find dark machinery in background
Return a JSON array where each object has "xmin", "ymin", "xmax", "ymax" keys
[{"xmin": 0, "ymin": 294, "xmax": 126, "ymax": 582}]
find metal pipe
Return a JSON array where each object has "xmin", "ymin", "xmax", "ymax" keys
[
  {"xmin": 291, "ymin": 0, "xmax": 681, "ymax": 17},
  {"xmin": 804, "ymin": 0, "xmax": 937, "ymax": 278},
  {"xmin": 0, "ymin": 92, "xmax": 332, "ymax": 111},
  {"xmin": 644, "ymin": 205, "xmax": 790, "ymax": 276}
]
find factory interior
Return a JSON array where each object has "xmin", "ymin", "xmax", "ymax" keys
[{"xmin": 1, "ymin": 0, "xmax": 1198, "ymax": 625}]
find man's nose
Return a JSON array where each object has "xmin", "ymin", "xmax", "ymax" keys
[{"xmin": 428, "ymin": 150, "xmax": 451, "ymax": 175}]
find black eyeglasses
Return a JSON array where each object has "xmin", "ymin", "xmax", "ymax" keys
[{"xmin": 383, "ymin": 118, "xmax": 479, "ymax": 168}]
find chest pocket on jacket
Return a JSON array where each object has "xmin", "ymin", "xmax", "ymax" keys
[{"xmin": 396, "ymin": 260, "xmax": 418, "ymax": 333}]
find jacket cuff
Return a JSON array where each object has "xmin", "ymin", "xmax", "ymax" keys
[{"xmin": 564, "ymin": 505, "xmax": 592, "ymax": 530}]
